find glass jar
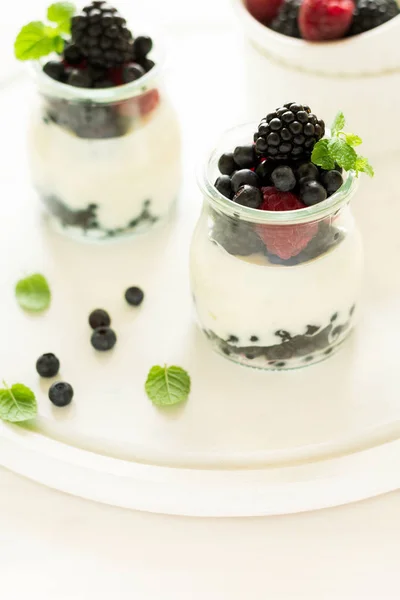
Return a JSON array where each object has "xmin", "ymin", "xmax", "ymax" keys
[
  {"xmin": 190, "ymin": 124, "xmax": 364, "ymax": 370},
  {"xmin": 28, "ymin": 53, "xmax": 181, "ymax": 241}
]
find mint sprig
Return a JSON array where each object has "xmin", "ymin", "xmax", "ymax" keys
[
  {"xmin": 145, "ymin": 365, "xmax": 191, "ymax": 407},
  {"xmin": 15, "ymin": 273, "xmax": 51, "ymax": 313},
  {"xmin": 0, "ymin": 381, "xmax": 37, "ymax": 423},
  {"xmin": 312, "ymin": 111, "xmax": 374, "ymax": 177},
  {"xmin": 14, "ymin": 2, "xmax": 76, "ymax": 61}
]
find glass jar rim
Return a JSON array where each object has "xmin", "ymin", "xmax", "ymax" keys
[
  {"xmin": 30, "ymin": 38, "xmax": 163, "ymax": 104},
  {"xmin": 198, "ymin": 123, "xmax": 359, "ymax": 225}
]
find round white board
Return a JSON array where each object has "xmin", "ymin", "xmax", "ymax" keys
[{"xmin": 1, "ymin": 58, "xmax": 400, "ymax": 516}]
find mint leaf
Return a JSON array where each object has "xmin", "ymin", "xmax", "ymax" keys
[
  {"xmin": 0, "ymin": 382, "xmax": 37, "ymax": 423},
  {"xmin": 331, "ymin": 111, "xmax": 345, "ymax": 136},
  {"xmin": 15, "ymin": 274, "xmax": 51, "ymax": 312},
  {"xmin": 355, "ymin": 156, "xmax": 374, "ymax": 177},
  {"xmin": 14, "ymin": 21, "xmax": 60, "ymax": 60},
  {"xmin": 145, "ymin": 365, "xmax": 191, "ymax": 407},
  {"xmin": 328, "ymin": 138, "xmax": 357, "ymax": 171},
  {"xmin": 345, "ymin": 133, "xmax": 362, "ymax": 147},
  {"xmin": 47, "ymin": 2, "xmax": 76, "ymax": 34},
  {"xmin": 311, "ymin": 139, "xmax": 335, "ymax": 171}
]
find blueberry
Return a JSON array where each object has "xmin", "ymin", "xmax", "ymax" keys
[
  {"xmin": 133, "ymin": 36, "xmax": 153, "ymax": 59},
  {"xmin": 215, "ymin": 175, "xmax": 232, "ymax": 199},
  {"xmin": 271, "ymin": 166, "xmax": 296, "ymax": 192},
  {"xmin": 218, "ymin": 152, "xmax": 236, "ymax": 176},
  {"xmin": 300, "ymin": 180, "xmax": 327, "ymax": 206},
  {"xmin": 320, "ymin": 170, "xmax": 343, "ymax": 196},
  {"xmin": 67, "ymin": 69, "xmax": 93, "ymax": 88},
  {"xmin": 138, "ymin": 58, "xmax": 155, "ymax": 73},
  {"xmin": 64, "ymin": 44, "xmax": 83, "ymax": 66},
  {"xmin": 36, "ymin": 353, "xmax": 60, "ymax": 378},
  {"xmin": 123, "ymin": 63, "xmax": 145, "ymax": 83},
  {"xmin": 231, "ymin": 169, "xmax": 260, "ymax": 193},
  {"xmin": 233, "ymin": 145, "xmax": 256, "ymax": 169},
  {"xmin": 89, "ymin": 309, "xmax": 111, "ymax": 329},
  {"xmin": 91, "ymin": 327, "xmax": 117, "ymax": 351},
  {"xmin": 49, "ymin": 382, "xmax": 74, "ymax": 407},
  {"xmin": 125, "ymin": 286, "xmax": 144, "ymax": 306},
  {"xmin": 43, "ymin": 61, "xmax": 65, "ymax": 82},
  {"xmin": 255, "ymin": 160, "xmax": 274, "ymax": 184},
  {"xmin": 233, "ymin": 185, "xmax": 262, "ymax": 209},
  {"xmin": 297, "ymin": 162, "xmax": 319, "ymax": 181}
]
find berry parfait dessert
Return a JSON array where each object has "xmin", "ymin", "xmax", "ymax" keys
[
  {"xmin": 15, "ymin": 2, "xmax": 181, "ymax": 240},
  {"xmin": 190, "ymin": 102, "xmax": 373, "ymax": 370}
]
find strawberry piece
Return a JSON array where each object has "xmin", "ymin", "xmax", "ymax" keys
[
  {"xmin": 245, "ymin": 0, "xmax": 285, "ymax": 24},
  {"xmin": 299, "ymin": 0, "xmax": 355, "ymax": 41},
  {"xmin": 256, "ymin": 187, "xmax": 318, "ymax": 259}
]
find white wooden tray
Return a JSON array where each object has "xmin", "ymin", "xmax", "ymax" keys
[{"xmin": 1, "ymin": 62, "xmax": 400, "ymax": 516}]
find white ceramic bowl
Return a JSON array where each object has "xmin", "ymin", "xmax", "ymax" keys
[
  {"xmin": 233, "ymin": 0, "xmax": 400, "ymax": 75},
  {"xmin": 232, "ymin": 0, "xmax": 400, "ymax": 155}
]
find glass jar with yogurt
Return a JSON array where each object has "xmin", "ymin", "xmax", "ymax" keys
[
  {"xmin": 28, "ymin": 54, "xmax": 181, "ymax": 241},
  {"xmin": 190, "ymin": 124, "xmax": 363, "ymax": 370}
]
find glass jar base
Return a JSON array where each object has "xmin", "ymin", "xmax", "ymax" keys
[
  {"xmin": 41, "ymin": 195, "xmax": 177, "ymax": 243},
  {"xmin": 203, "ymin": 326, "xmax": 354, "ymax": 371}
]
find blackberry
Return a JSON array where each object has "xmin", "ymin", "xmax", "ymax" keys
[
  {"xmin": 270, "ymin": 0, "xmax": 302, "ymax": 38},
  {"xmin": 71, "ymin": 1, "xmax": 133, "ymax": 68},
  {"xmin": 348, "ymin": 0, "xmax": 399, "ymax": 35},
  {"xmin": 254, "ymin": 103, "xmax": 325, "ymax": 162}
]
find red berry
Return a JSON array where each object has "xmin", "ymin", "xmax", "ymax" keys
[
  {"xmin": 299, "ymin": 0, "xmax": 355, "ymax": 41},
  {"xmin": 139, "ymin": 89, "xmax": 160, "ymax": 116},
  {"xmin": 245, "ymin": 0, "xmax": 285, "ymax": 24},
  {"xmin": 256, "ymin": 187, "xmax": 318, "ymax": 259}
]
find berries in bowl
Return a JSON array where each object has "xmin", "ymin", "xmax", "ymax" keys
[
  {"xmin": 231, "ymin": 0, "xmax": 400, "ymax": 156},
  {"xmin": 190, "ymin": 103, "xmax": 373, "ymax": 370},
  {"xmin": 15, "ymin": 2, "xmax": 181, "ymax": 241}
]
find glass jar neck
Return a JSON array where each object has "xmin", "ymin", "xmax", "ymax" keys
[
  {"xmin": 198, "ymin": 123, "xmax": 358, "ymax": 226},
  {"xmin": 31, "ymin": 57, "xmax": 162, "ymax": 104}
]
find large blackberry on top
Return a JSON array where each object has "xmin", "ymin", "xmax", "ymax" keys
[
  {"xmin": 348, "ymin": 0, "xmax": 399, "ymax": 36},
  {"xmin": 254, "ymin": 103, "xmax": 325, "ymax": 161},
  {"xmin": 71, "ymin": 1, "xmax": 133, "ymax": 68}
]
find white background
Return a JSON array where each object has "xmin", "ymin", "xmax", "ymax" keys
[{"xmin": 1, "ymin": 0, "xmax": 400, "ymax": 597}]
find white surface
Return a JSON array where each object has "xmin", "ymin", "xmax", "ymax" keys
[
  {"xmin": 1, "ymin": 70, "xmax": 400, "ymax": 513},
  {"xmin": 0, "ymin": 0, "xmax": 400, "ymax": 593}
]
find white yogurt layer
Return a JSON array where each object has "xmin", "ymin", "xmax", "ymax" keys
[
  {"xmin": 190, "ymin": 225, "xmax": 364, "ymax": 366},
  {"xmin": 29, "ymin": 98, "xmax": 181, "ymax": 233}
]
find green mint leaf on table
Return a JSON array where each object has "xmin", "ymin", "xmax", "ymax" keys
[
  {"xmin": 15, "ymin": 273, "xmax": 51, "ymax": 312},
  {"xmin": 331, "ymin": 111, "xmax": 346, "ymax": 136},
  {"xmin": 47, "ymin": 2, "xmax": 76, "ymax": 34},
  {"xmin": 0, "ymin": 382, "xmax": 37, "ymax": 423},
  {"xmin": 145, "ymin": 365, "xmax": 191, "ymax": 407},
  {"xmin": 311, "ymin": 112, "xmax": 374, "ymax": 178},
  {"xmin": 311, "ymin": 139, "xmax": 335, "ymax": 171}
]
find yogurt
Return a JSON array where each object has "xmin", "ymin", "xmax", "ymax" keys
[{"xmin": 190, "ymin": 216, "xmax": 363, "ymax": 369}]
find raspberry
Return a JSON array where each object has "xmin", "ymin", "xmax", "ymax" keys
[
  {"xmin": 299, "ymin": 0, "xmax": 355, "ymax": 41},
  {"xmin": 256, "ymin": 187, "xmax": 319, "ymax": 259},
  {"xmin": 245, "ymin": 0, "xmax": 285, "ymax": 24}
]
